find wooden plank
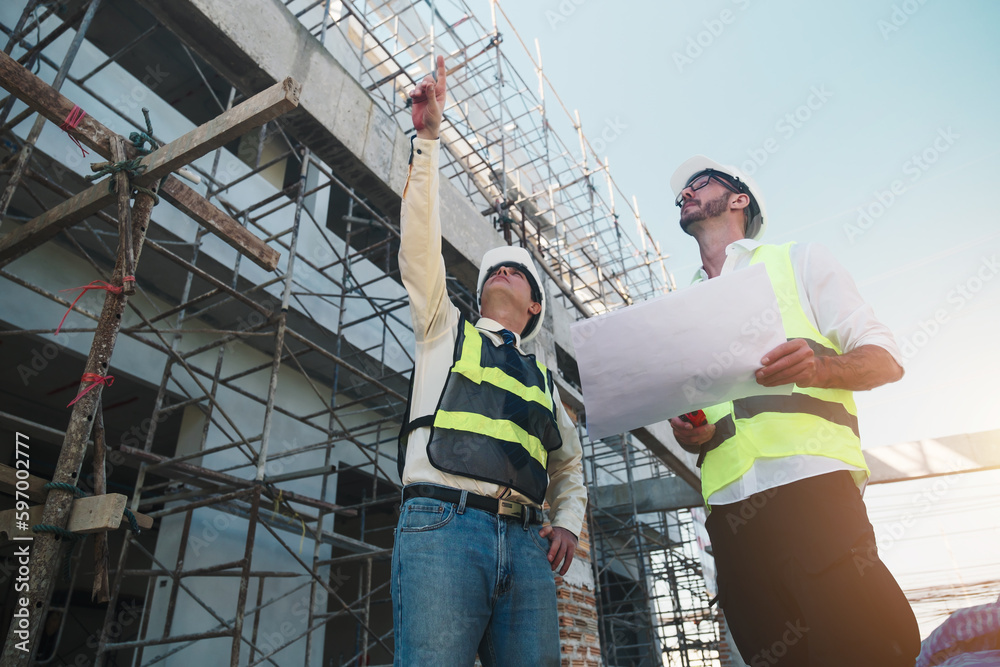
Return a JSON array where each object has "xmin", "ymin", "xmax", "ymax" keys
[
  {"xmin": 16, "ymin": 163, "xmax": 279, "ymax": 272},
  {"xmin": 0, "ymin": 463, "xmax": 48, "ymax": 503},
  {"xmin": 160, "ymin": 177, "xmax": 279, "ymax": 271},
  {"xmin": 0, "ymin": 177, "xmax": 115, "ymax": 265},
  {"xmin": 1, "ymin": 494, "xmax": 120, "ymax": 537},
  {"xmin": 0, "ymin": 51, "xmax": 299, "ymax": 171},
  {"xmin": 0, "ymin": 49, "xmax": 117, "ymax": 158},
  {"xmin": 0, "ymin": 76, "xmax": 299, "ymax": 266},
  {"xmin": 129, "ymin": 508, "xmax": 154, "ymax": 530},
  {"xmin": 0, "ymin": 50, "xmax": 281, "ymax": 270},
  {"xmin": 66, "ymin": 493, "xmax": 126, "ymax": 534},
  {"xmin": 129, "ymin": 78, "xmax": 301, "ymax": 187},
  {"xmin": 0, "ymin": 494, "xmax": 154, "ymax": 541}
]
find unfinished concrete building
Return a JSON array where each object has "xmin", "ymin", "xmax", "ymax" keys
[{"xmin": 0, "ymin": 1, "xmax": 724, "ymax": 664}]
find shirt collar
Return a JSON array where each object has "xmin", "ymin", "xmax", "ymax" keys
[
  {"xmin": 476, "ymin": 317, "xmax": 520, "ymax": 346},
  {"xmin": 691, "ymin": 238, "xmax": 763, "ymax": 283}
]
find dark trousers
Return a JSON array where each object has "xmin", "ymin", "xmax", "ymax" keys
[{"xmin": 705, "ymin": 471, "xmax": 920, "ymax": 667}]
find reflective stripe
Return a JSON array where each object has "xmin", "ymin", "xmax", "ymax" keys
[
  {"xmin": 433, "ymin": 410, "xmax": 548, "ymax": 467},
  {"xmin": 702, "ymin": 414, "xmax": 867, "ymax": 498},
  {"xmin": 696, "ymin": 394, "xmax": 859, "ymax": 468},
  {"xmin": 438, "ymin": 372, "xmax": 560, "ymax": 461},
  {"xmin": 467, "ymin": 366, "xmax": 553, "ymax": 409},
  {"xmin": 452, "ymin": 321, "xmax": 553, "ymax": 409},
  {"xmin": 733, "ymin": 395, "xmax": 859, "ymax": 437}
]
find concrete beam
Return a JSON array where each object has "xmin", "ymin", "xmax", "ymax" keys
[
  {"xmin": 594, "ymin": 476, "xmax": 704, "ymax": 514},
  {"xmin": 865, "ymin": 429, "xmax": 1000, "ymax": 484},
  {"xmin": 137, "ymin": 0, "xmax": 496, "ymax": 289}
]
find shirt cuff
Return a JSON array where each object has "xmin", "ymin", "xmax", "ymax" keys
[
  {"xmin": 854, "ymin": 334, "xmax": 905, "ymax": 369},
  {"xmin": 410, "ymin": 136, "xmax": 439, "ymax": 164},
  {"xmin": 550, "ymin": 510, "xmax": 584, "ymax": 538}
]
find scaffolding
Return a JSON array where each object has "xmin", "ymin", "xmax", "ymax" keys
[
  {"xmin": 0, "ymin": 0, "xmax": 716, "ymax": 665},
  {"xmin": 584, "ymin": 432, "xmax": 720, "ymax": 667},
  {"xmin": 288, "ymin": 0, "xmax": 675, "ymax": 311}
]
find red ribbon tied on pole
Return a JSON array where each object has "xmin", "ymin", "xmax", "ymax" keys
[
  {"xmin": 59, "ymin": 105, "xmax": 89, "ymax": 157},
  {"xmin": 67, "ymin": 373, "xmax": 114, "ymax": 407},
  {"xmin": 55, "ymin": 278, "xmax": 134, "ymax": 335}
]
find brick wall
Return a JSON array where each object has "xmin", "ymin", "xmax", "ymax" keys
[
  {"xmin": 556, "ymin": 517, "xmax": 602, "ymax": 666},
  {"xmin": 718, "ymin": 610, "xmax": 750, "ymax": 667}
]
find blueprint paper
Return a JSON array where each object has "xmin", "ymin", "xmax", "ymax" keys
[{"xmin": 572, "ymin": 263, "xmax": 793, "ymax": 440}]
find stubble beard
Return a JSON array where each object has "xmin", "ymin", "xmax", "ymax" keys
[{"xmin": 680, "ymin": 192, "xmax": 732, "ymax": 232}]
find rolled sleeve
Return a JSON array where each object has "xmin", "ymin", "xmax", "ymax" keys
[{"xmin": 795, "ymin": 243, "xmax": 904, "ymax": 367}]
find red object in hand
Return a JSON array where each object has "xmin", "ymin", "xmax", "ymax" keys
[{"xmin": 681, "ymin": 410, "xmax": 707, "ymax": 427}]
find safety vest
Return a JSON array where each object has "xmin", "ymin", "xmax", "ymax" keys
[
  {"xmin": 398, "ymin": 318, "xmax": 563, "ymax": 504},
  {"xmin": 699, "ymin": 243, "xmax": 870, "ymax": 503}
]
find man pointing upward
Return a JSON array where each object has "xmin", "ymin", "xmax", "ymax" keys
[{"xmin": 391, "ymin": 56, "xmax": 586, "ymax": 666}]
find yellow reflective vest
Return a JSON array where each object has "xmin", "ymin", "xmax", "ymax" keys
[
  {"xmin": 700, "ymin": 243, "xmax": 870, "ymax": 503},
  {"xmin": 398, "ymin": 318, "xmax": 562, "ymax": 504}
]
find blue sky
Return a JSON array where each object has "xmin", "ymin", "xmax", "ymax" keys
[
  {"xmin": 498, "ymin": 0, "xmax": 1000, "ymax": 447},
  {"xmin": 496, "ymin": 0, "xmax": 1000, "ymax": 638}
]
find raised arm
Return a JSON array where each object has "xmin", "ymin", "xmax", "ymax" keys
[{"xmin": 399, "ymin": 56, "xmax": 456, "ymax": 341}]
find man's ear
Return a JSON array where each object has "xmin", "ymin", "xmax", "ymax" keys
[
  {"xmin": 528, "ymin": 301, "xmax": 542, "ymax": 315},
  {"xmin": 730, "ymin": 193, "xmax": 750, "ymax": 212}
]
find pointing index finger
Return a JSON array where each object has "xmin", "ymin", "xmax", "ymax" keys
[{"xmin": 435, "ymin": 55, "xmax": 447, "ymax": 91}]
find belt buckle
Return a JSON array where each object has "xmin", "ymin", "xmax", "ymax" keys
[{"xmin": 497, "ymin": 499, "xmax": 523, "ymax": 519}]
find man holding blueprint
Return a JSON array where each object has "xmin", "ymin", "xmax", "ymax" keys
[{"xmin": 667, "ymin": 156, "xmax": 919, "ymax": 666}]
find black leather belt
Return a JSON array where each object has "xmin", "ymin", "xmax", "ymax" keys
[{"xmin": 402, "ymin": 484, "xmax": 544, "ymax": 525}]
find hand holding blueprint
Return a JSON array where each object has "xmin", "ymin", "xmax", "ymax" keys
[{"xmin": 571, "ymin": 263, "xmax": 793, "ymax": 439}]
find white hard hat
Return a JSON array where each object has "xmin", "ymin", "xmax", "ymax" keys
[
  {"xmin": 477, "ymin": 246, "xmax": 545, "ymax": 343},
  {"xmin": 670, "ymin": 155, "xmax": 768, "ymax": 240}
]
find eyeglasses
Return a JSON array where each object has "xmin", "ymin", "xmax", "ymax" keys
[{"xmin": 674, "ymin": 170, "xmax": 741, "ymax": 207}]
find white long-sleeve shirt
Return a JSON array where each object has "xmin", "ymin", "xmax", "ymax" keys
[
  {"xmin": 397, "ymin": 137, "xmax": 587, "ymax": 537},
  {"xmin": 694, "ymin": 238, "xmax": 903, "ymax": 504}
]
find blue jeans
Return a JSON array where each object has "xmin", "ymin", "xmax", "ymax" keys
[{"xmin": 391, "ymin": 488, "xmax": 560, "ymax": 666}]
